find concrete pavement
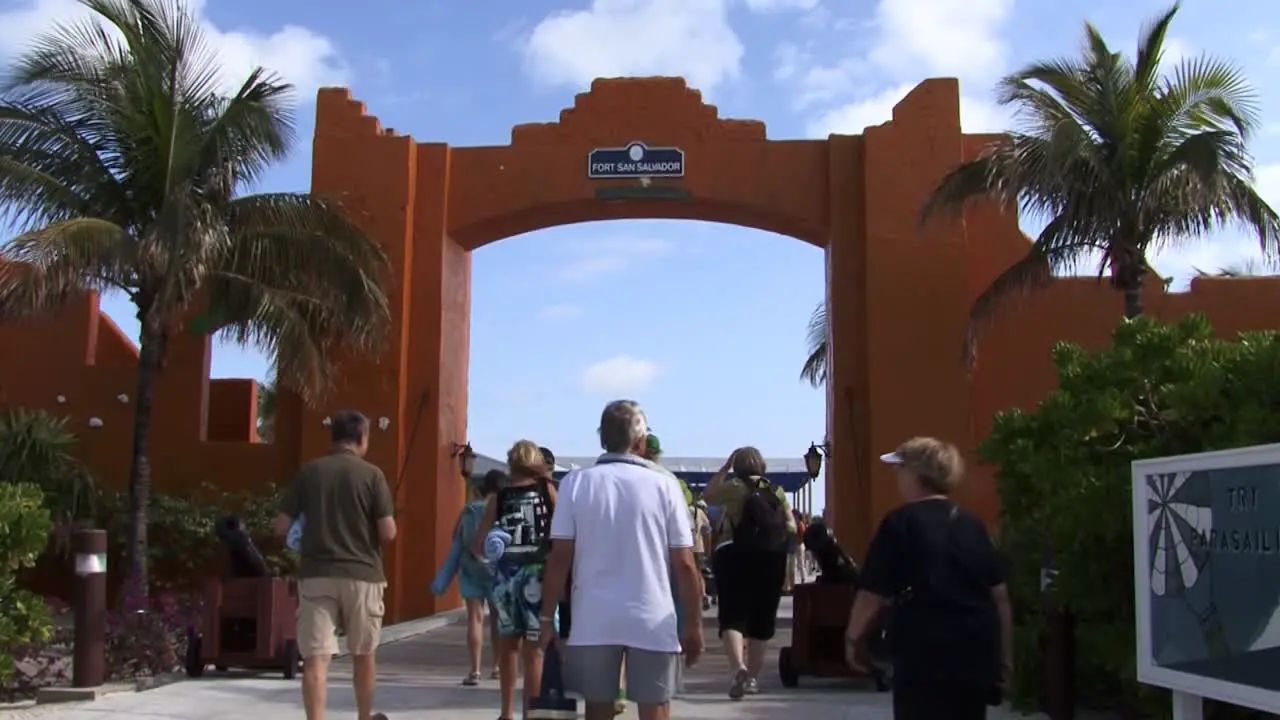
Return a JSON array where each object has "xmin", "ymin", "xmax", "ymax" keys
[{"xmin": 1, "ymin": 598, "xmax": 1044, "ymax": 719}]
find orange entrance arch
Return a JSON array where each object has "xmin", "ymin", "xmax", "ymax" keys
[
  {"xmin": 284, "ymin": 75, "xmax": 993, "ymax": 621},
  {"xmin": 6, "ymin": 76, "xmax": 1280, "ymax": 624}
]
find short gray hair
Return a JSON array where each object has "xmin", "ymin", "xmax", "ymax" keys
[
  {"xmin": 330, "ymin": 410, "xmax": 369, "ymax": 445},
  {"xmin": 599, "ymin": 400, "xmax": 649, "ymax": 454}
]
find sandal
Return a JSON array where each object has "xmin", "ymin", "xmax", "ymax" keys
[
  {"xmin": 462, "ymin": 671, "xmax": 481, "ymax": 686},
  {"xmin": 490, "ymin": 667, "xmax": 500, "ymax": 679}
]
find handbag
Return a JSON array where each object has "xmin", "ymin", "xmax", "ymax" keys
[{"xmin": 527, "ymin": 644, "xmax": 577, "ymax": 719}]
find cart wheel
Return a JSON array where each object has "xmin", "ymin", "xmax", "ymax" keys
[
  {"xmin": 778, "ymin": 646, "xmax": 799, "ymax": 688},
  {"xmin": 282, "ymin": 639, "xmax": 299, "ymax": 680},
  {"xmin": 184, "ymin": 630, "xmax": 206, "ymax": 678}
]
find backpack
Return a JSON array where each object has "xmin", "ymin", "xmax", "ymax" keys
[
  {"xmin": 494, "ymin": 479, "xmax": 555, "ymax": 556},
  {"xmin": 733, "ymin": 477, "xmax": 790, "ymax": 552}
]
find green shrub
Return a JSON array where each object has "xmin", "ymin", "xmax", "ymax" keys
[
  {"xmin": 95, "ymin": 482, "xmax": 297, "ymax": 592},
  {"xmin": 982, "ymin": 315, "xmax": 1280, "ymax": 718},
  {"xmin": 0, "ymin": 483, "xmax": 55, "ymax": 688},
  {"xmin": 0, "ymin": 409, "xmax": 96, "ymax": 530}
]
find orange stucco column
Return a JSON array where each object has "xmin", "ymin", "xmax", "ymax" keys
[
  {"xmin": 857, "ymin": 80, "xmax": 975, "ymax": 542},
  {"xmin": 399, "ymin": 142, "xmax": 471, "ymax": 621},
  {"xmin": 825, "ymin": 133, "xmax": 874, "ymax": 560},
  {"xmin": 307, "ymin": 90, "xmax": 419, "ymax": 621}
]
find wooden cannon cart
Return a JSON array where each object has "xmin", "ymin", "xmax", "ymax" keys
[
  {"xmin": 778, "ymin": 582, "xmax": 889, "ymax": 691},
  {"xmin": 185, "ymin": 576, "xmax": 300, "ymax": 679}
]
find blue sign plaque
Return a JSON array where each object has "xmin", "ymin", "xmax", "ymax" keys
[
  {"xmin": 588, "ymin": 141, "xmax": 684, "ymax": 179},
  {"xmin": 1133, "ymin": 444, "xmax": 1280, "ymax": 714}
]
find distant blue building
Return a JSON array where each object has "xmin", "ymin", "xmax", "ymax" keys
[{"xmin": 551, "ymin": 455, "xmax": 816, "ymax": 494}]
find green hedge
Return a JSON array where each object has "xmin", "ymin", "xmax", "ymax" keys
[{"xmin": 983, "ymin": 315, "xmax": 1280, "ymax": 718}]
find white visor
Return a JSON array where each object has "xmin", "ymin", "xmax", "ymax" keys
[{"xmin": 879, "ymin": 451, "xmax": 904, "ymax": 465}]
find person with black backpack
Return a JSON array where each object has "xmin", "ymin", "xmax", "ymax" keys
[
  {"xmin": 471, "ymin": 440, "xmax": 558, "ymax": 720},
  {"xmin": 703, "ymin": 446, "xmax": 796, "ymax": 701}
]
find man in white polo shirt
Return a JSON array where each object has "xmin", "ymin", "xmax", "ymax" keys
[{"xmin": 539, "ymin": 400, "xmax": 705, "ymax": 720}]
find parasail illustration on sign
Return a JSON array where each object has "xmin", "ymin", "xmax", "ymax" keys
[
  {"xmin": 1148, "ymin": 471, "xmax": 1213, "ymax": 598},
  {"xmin": 1147, "ymin": 470, "xmax": 1230, "ymax": 661}
]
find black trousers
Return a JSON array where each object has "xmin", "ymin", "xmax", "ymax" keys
[
  {"xmin": 892, "ymin": 683, "xmax": 989, "ymax": 720},
  {"xmin": 712, "ymin": 544, "xmax": 787, "ymax": 640}
]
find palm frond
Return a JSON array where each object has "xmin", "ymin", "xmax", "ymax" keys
[
  {"xmin": 965, "ymin": 219, "xmax": 1104, "ymax": 367},
  {"xmin": 0, "ymin": 218, "xmax": 135, "ymax": 318},
  {"xmin": 799, "ymin": 300, "xmax": 828, "ymax": 388},
  {"xmin": 200, "ymin": 193, "xmax": 390, "ymax": 399},
  {"xmin": 1133, "ymin": 4, "xmax": 1181, "ymax": 92}
]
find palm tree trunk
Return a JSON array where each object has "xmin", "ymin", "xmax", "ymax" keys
[
  {"xmin": 1122, "ymin": 279, "xmax": 1144, "ymax": 318},
  {"xmin": 124, "ymin": 320, "xmax": 165, "ymax": 602},
  {"xmin": 1115, "ymin": 245, "xmax": 1146, "ymax": 319}
]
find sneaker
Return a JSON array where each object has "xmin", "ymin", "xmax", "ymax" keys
[
  {"xmin": 728, "ymin": 668, "xmax": 750, "ymax": 700},
  {"xmin": 462, "ymin": 671, "xmax": 481, "ymax": 686},
  {"xmin": 490, "ymin": 667, "xmax": 500, "ymax": 679},
  {"xmin": 371, "ymin": 714, "xmax": 389, "ymax": 720},
  {"xmin": 745, "ymin": 677, "xmax": 760, "ymax": 694}
]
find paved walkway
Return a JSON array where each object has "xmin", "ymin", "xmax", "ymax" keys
[{"xmin": 2, "ymin": 599, "xmax": 1043, "ymax": 719}]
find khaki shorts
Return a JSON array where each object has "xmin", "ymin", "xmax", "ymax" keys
[{"xmin": 297, "ymin": 578, "xmax": 386, "ymax": 658}]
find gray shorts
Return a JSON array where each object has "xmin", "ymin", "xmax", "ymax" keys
[{"xmin": 564, "ymin": 645, "xmax": 680, "ymax": 705}]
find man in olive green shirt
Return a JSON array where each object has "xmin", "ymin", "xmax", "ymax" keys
[{"xmin": 276, "ymin": 410, "xmax": 397, "ymax": 720}]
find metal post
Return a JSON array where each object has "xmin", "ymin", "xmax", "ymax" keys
[
  {"xmin": 72, "ymin": 529, "xmax": 108, "ymax": 688},
  {"xmin": 1171, "ymin": 692, "xmax": 1203, "ymax": 720}
]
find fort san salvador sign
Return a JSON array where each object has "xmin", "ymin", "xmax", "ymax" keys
[{"xmin": 588, "ymin": 141, "xmax": 684, "ymax": 179}]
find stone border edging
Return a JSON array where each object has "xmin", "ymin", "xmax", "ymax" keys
[{"xmin": 334, "ymin": 607, "xmax": 468, "ymax": 658}]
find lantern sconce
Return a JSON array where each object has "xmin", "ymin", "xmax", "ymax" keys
[
  {"xmin": 450, "ymin": 442, "xmax": 477, "ymax": 479},
  {"xmin": 116, "ymin": 393, "xmax": 129, "ymax": 404},
  {"xmin": 56, "ymin": 395, "xmax": 67, "ymax": 404},
  {"xmin": 377, "ymin": 416, "xmax": 391, "ymax": 431},
  {"xmin": 88, "ymin": 417, "xmax": 104, "ymax": 429},
  {"xmin": 321, "ymin": 416, "xmax": 332, "ymax": 427},
  {"xmin": 803, "ymin": 439, "xmax": 830, "ymax": 480}
]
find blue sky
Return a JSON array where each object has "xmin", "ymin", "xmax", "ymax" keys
[{"xmin": 2, "ymin": 0, "xmax": 1279, "ymax": 514}]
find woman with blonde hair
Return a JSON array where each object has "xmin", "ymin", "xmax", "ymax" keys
[
  {"xmin": 703, "ymin": 446, "xmax": 796, "ymax": 700},
  {"xmin": 472, "ymin": 439, "xmax": 558, "ymax": 720}
]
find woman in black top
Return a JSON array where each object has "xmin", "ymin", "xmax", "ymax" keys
[{"xmin": 844, "ymin": 437, "xmax": 1014, "ymax": 720}]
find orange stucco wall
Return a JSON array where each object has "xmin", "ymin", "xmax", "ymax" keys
[{"xmin": 4, "ymin": 76, "xmax": 1280, "ymax": 623}]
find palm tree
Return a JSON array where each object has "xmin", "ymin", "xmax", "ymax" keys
[
  {"xmin": 0, "ymin": 0, "xmax": 391, "ymax": 594},
  {"xmin": 799, "ymin": 300, "xmax": 828, "ymax": 388},
  {"xmin": 920, "ymin": 2, "xmax": 1280, "ymax": 362}
]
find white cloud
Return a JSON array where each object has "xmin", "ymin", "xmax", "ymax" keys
[
  {"xmin": 539, "ymin": 304, "xmax": 583, "ymax": 319},
  {"xmin": 581, "ymin": 355, "xmax": 660, "ymax": 394},
  {"xmin": 744, "ymin": 0, "xmax": 819, "ymax": 11},
  {"xmin": 521, "ymin": 0, "xmax": 744, "ymax": 92},
  {"xmin": 1160, "ymin": 36, "xmax": 1192, "ymax": 71},
  {"xmin": 556, "ymin": 237, "xmax": 672, "ymax": 283},
  {"xmin": 792, "ymin": 0, "xmax": 1014, "ymax": 135},
  {"xmin": 866, "ymin": 0, "xmax": 1013, "ymax": 82},
  {"xmin": 0, "ymin": 0, "xmax": 348, "ymax": 100},
  {"xmin": 807, "ymin": 82, "xmax": 1013, "ymax": 137}
]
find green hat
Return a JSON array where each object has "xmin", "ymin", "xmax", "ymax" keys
[{"xmin": 646, "ymin": 433, "xmax": 662, "ymax": 454}]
